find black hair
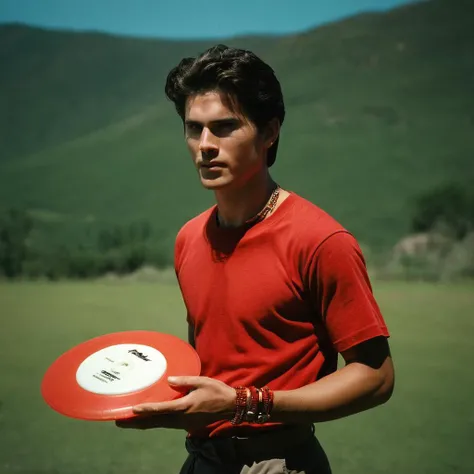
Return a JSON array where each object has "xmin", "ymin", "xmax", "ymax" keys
[{"xmin": 165, "ymin": 44, "xmax": 285, "ymax": 167}]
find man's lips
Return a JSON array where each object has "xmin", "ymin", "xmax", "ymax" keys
[{"xmin": 199, "ymin": 161, "xmax": 226, "ymax": 169}]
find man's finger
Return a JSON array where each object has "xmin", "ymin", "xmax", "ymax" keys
[
  {"xmin": 167, "ymin": 375, "xmax": 209, "ymax": 388},
  {"xmin": 132, "ymin": 397, "xmax": 187, "ymax": 415}
]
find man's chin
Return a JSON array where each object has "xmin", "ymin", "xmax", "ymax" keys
[{"xmin": 200, "ymin": 176, "xmax": 231, "ymax": 190}]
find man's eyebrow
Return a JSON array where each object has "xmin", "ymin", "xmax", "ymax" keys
[
  {"xmin": 185, "ymin": 117, "xmax": 240, "ymax": 126},
  {"xmin": 184, "ymin": 119, "xmax": 200, "ymax": 126}
]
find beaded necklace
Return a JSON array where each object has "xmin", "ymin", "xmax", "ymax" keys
[{"xmin": 217, "ymin": 184, "xmax": 281, "ymax": 228}]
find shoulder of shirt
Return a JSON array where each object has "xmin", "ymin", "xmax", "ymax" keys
[
  {"xmin": 286, "ymin": 192, "xmax": 349, "ymax": 239},
  {"xmin": 285, "ymin": 193, "xmax": 363, "ymax": 272}
]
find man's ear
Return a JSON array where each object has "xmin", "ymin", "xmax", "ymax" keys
[{"xmin": 263, "ymin": 118, "xmax": 280, "ymax": 149}]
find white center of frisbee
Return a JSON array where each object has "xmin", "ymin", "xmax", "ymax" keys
[{"xmin": 76, "ymin": 344, "xmax": 167, "ymax": 395}]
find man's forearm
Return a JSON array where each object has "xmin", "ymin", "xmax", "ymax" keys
[{"xmin": 271, "ymin": 357, "xmax": 394, "ymax": 424}]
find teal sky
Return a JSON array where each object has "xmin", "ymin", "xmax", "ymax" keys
[{"xmin": 0, "ymin": 0, "xmax": 418, "ymax": 39}]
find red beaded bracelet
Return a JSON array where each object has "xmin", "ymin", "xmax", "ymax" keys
[
  {"xmin": 231, "ymin": 386, "xmax": 249, "ymax": 425},
  {"xmin": 246, "ymin": 386, "xmax": 259, "ymax": 423},
  {"xmin": 256, "ymin": 386, "xmax": 273, "ymax": 424},
  {"xmin": 231, "ymin": 385, "xmax": 274, "ymax": 425}
]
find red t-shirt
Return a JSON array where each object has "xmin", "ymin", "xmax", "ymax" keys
[{"xmin": 174, "ymin": 192, "xmax": 389, "ymax": 437}]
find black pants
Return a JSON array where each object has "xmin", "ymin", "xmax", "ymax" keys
[{"xmin": 179, "ymin": 425, "xmax": 332, "ymax": 474}]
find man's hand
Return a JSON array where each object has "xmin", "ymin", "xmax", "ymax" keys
[{"xmin": 115, "ymin": 376, "xmax": 236, "ymax": 431}]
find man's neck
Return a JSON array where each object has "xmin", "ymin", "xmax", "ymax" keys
[{"xmin": 214, "ymin": 172, "xmax": 276, "ymax": 228}]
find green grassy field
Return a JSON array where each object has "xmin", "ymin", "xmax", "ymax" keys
[{"xmin": 1, "ymin": 281, "xmax": 473, "ymax": 473}]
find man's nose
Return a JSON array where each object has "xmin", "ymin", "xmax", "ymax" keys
[{"xmin": 199, "ymin": 128, "xmax": 218, "ymax": 156}]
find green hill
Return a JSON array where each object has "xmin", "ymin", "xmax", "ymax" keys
[{"xmin": 0, "ymin": 0, "xmax": 473, "ymax": 268}]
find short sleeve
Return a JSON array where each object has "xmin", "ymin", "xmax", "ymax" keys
[{"xmin": 307, "ymin": 231, "xmax": 389, "ymax": 353}]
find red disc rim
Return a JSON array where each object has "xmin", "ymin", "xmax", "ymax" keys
[{"xmin": 41, "ymin": 331, "xmax": 201, "ymax": 421}]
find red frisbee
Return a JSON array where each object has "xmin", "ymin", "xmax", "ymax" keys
[{"xmin": 41, "ymin": 330, "xmax": 201, "ymax": 421}]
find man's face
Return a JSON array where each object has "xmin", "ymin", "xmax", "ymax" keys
[{"xmin": 184, "ymin": 91, "xmax": 268, "ymax": 190}]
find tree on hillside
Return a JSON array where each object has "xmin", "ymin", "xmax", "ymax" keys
[
  {"xmin": 92, "ymin": 220, "xmax": 168, "ymax": 276},
  {"xmin": 97, "ymin": 221, "xmax": 152, "ymax": 253},
  {"xmin": 411, "ymin": 183, "xmax": 474, "ymax": 239},
  {"xmin": 0, "ymin": 209, "xmax": 34, "ymax": 278}
]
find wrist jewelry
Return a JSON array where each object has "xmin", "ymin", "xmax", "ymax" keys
[{"xmin": 231, "ymin": 385, "xmax": 274, "ymax": 425}]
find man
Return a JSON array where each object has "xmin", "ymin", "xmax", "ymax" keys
[{"xmin": 118, "ymin": 44, "xmax": 394, "ymax": 473}]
